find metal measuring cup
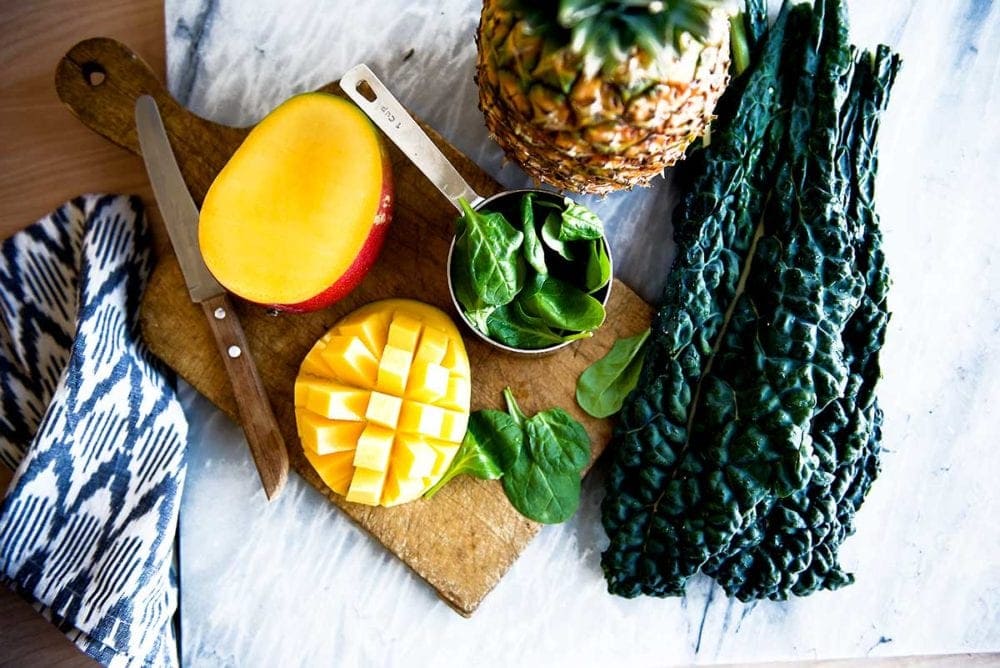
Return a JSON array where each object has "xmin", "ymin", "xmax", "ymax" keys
[{"xmin": 340, "ymin": 64, "xmax": 612, "ymax": 355}]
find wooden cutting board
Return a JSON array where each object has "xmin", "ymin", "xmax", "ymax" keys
[{"xmin": 55, "ymin": 37, "xmax": 654, "ymax": 616}]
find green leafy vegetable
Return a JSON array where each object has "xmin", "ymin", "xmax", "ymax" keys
[
  {"xmin": 501, "ymin": 388, "xmax": 590, "ymax": 524},
  {"xmin": 426, "ymin": 387, "xmax": 592, "ymax": 524},
  {"xmin": 503, "ymin": 457, "xmax": 582, "ymax": 524},
  {"xmin": 558, "ymin": 198, "xmax": 605, "ymax": 241},
  {"xmin": 584, "ymin": 239, "xmax": 612, "ymax": 293},
  {"xmin": 520, "ymin": 274, "xmax": 605, "ymax": 333},
  {"xmin": 424, "ymin": 409, "xmax": 522, "ymax": 498},
  {"xmin": 520, "ymin": 194, "xmax": 548, "ymax": 275},
  {"xmin": 486, "ymin": 302, "xmax": 590, "ymax": 349},
  {"xmin": 540, "ymin": 212, "xmax": 574, "ymax": 260},
  {"xmin": 600, "ymin": 0, "xmax": 900, "ymax": 602},
  {"xmin": 450, "ymin": 194, "xmax": 609, "ymax": 350},
  {"xmin": 452, "ymin": 197, "xmax": 525, "ymax": 314},
  {"xmin": 576, "ymin": 328, "xmax": 650, "ymax": 418}
]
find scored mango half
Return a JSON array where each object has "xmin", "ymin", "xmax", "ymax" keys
[{"xmin": 295, "ymin": 299, "xmax": 471, "ymax": 507}]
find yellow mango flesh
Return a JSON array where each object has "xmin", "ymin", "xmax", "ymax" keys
[
  {"xmin": 199, "ymin": 93, "xmax": 386, "ymax": 306},
  {"xmin": 295, "ymin": 299, "xmax": 471, "ymax": 506}
]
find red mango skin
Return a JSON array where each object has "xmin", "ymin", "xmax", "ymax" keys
[{"xmin": 264, "ymin": 138, "xmax": 394, "ymax": 314}]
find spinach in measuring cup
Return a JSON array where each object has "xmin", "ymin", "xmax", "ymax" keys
[{"xmin": 450, "ymin": 194, "xmax": 610, "ymax": 350}]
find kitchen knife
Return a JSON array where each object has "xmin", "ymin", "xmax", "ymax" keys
[{"xmin": 134, "ymin": 94, "xmax": 288, "ymax": 499}]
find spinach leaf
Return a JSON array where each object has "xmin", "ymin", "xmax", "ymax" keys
[
  {"xmin": 486, "ymin": 303, "xmax": 589, "ymax": 350},
  {"xmin": 525, "ymin": 409, "xmax": 592, "ymax": 473},
  {"xmin": 541, "ymin": 212, "xmax": 574, "ymax": 260},
  {"xmin": 502, "ymin": 458, "xmax": 581, "ymax": 524},
  {"xmin": 520, "ymin": 194, "xmax": 547, "ymax": 275},
  {"xmin": 576, "ymin": 328, "xmax": 651, "ymax": 418},
  {"xmin": 584, "ymin": 239, "xmax": 612, "ymax": 294},
  {"xmin": 424, "ymin": 409, "xmax": 522, "ymax": 498},
  {"xmin": 465, "ymin": 307, "xmax": 495, "ymax": 334},
  {"xmin": 500, "ymin": 387, "xmax": 591, "ymax": 524},
  {"xmin": 452, "ymin": 197, "xmax": 525, "ymax": 313},
  {"xmin": 558, "ymin": 198, "xmax": 605, "ymax": 241},
  {"xmin": 520, "ymin": 274, "xmax": 606, "ymax": 333}
]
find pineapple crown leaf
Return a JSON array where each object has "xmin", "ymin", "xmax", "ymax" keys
[{"xmin": 504, "ymin": 0, "xmax": 727, "ymax": 69}]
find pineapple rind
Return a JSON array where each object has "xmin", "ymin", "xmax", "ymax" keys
[{"xmin": 477, "ymin": 0, "xmax": 732, "ymax": 194}]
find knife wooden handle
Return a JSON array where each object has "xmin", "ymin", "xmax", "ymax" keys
[{"xmin": 200, "ymin": 293, "xmax": 289, "ymax": 499}]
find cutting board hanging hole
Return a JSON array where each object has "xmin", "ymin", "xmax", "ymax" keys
[{"xmin": 82, "ymin": 61, "xmax": 106, "ymax": 87}]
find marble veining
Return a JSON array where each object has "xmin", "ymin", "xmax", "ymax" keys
[{"xmin": 167, "ymin": 0, "xmax": 1000, "ymax": 665}]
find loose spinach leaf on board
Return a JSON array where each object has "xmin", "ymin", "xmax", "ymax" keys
[
  {"xmin": 558, "ymin": 198, "xmax": 605, "ymax": 241},
  {"xmin": 584, "ymin": 239, "xmax": 612, "ymax": 294},
  {"xmin": 452, "ymin": 197, "xmax": 525, "ymax": 313},
  {"xmin": 424, "ymin": 409, "xmax": 523, "ymax": 498},
  {"xmin": 500, "ymin": 387, "xmax": 591, "ymax": 523},
  {"xmin": 520, "ymin": 274, "xmax": 606, "ymax": 333},
  {"xmin": 525, "ymin": 410, "xmax": 592, "ymax": 473},
  {"xmin": 576, "ymin": 328, "xmax": 651, "ymax": 418},
  {"xmin": 486, "ymin": 302, "xmax": 590, "ymax": 350},
  {"xmin": 541, "ymin": 212, "xmax": 574, "ymax": 260},
  {"xmin": 503, "ymin": 457, "xmax": 582, "ymax": 524},
  {"xmin": 520, "ymin": 194, "xmax": 548, "ymax": 275}
]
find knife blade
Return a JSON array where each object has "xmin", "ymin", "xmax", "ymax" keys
[{"xmin": 135, "ymin": 95, "xmax": 289, "ymax": 499}]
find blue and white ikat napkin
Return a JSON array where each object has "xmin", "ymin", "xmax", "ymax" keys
[{"xmin": 0, "ymin": 195, "xmax": 188, "ymax": 666}]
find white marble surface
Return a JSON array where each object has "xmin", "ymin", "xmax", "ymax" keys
[{"xmin": 166, "ymin": 0, "xmax": 1000, "ymax": 665}]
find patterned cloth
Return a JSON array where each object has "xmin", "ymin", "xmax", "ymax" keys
[{"xmin": 0, "ymin": 195, "xmax": 188, "ymax": 667}]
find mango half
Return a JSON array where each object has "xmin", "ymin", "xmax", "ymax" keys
[
  {"xmin": 295, "ymin": 299, "xmax": 471, "ymax": 506},
  {"xmin": 199, "ymin": 93, "xmax": 393, "ymax": 312}
]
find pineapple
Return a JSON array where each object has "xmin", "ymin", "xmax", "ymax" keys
[{"xmin": 476, "ymin": 0, "xmax": 732, "ymax": 194}]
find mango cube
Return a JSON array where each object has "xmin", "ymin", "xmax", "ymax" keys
[
  {"xmin": 296, "ymin": 410, "xmax": 365, "ymax": 455},
  {"xmin": 294, "ymin": 378, "xmax": 369, "ymax": 421},
  {"xmin": 398, "ymin": 401, "xmax": 445, "ymax": 438},
  {"xmin": 406, "ymin": 362, "xmax": 449, "ymax": 403},
  {"xmin": 294, "ymin": 299, "xmax": 472, "ymax": 507},
  {"xmin": 299, "ymin": 344, "xmax": 334, "ymax": 377},
  {"xmin": 319, "ymin": 335, "xmax": 379, "ymax": 388},
  {"xmin": 302, "ymin": 448, "xmax": 355, "ymax": 495},
  {"xmin": 393, "ymin": 434, "xmax": 439, "ymax": 479},
  {"xmin": 437, "ymin": 375, "xmax": 471, "ymax": 412},
  {"xmin": 382, "ymin": 468, "xmax": 428, "ymax": 507},
  {"xmin": 334, "ymin": 312, "xmax": 389, "ymax": 356},
  {"xmin": 353, "ymin": 425, "xmax": 395, "ymax": 471},
  {"xmin": 387, "ymin": 313, "xmax": 422, "ymax": 351},
  {"xmin": 346, "ymin": 467, "xmax": 387, "ymax": 505},
  {"xmin": 442, "ymin": 340, "xmax": 471, "ymax": 379},
  {"xmin": 427, "ymin": 440, "xmax": 460, "ymax": 477},
  {"xmin": 413, "ymin": 326, "xmax": 449, "ymax": 365},
  {"xmin": 365, "ymin": 391, "xmax": 403, "ymax": 429},
  {"xmin": 440, "ymin": 409, "xmax": 469, "ymax": 443},
  {"xmin": 376, "ymin": 345, "xmax": 413, "ymax": 396}
]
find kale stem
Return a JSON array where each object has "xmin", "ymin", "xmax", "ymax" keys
[{"xmin": 730, "ymin": 12, "xmax": 751, "ymax": 76}]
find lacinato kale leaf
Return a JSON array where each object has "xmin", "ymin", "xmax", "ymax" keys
[{"xmin": 600, "ymin": 0, "xmax": 899, "ymax": 601}]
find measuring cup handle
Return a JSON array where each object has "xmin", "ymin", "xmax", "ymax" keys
[{"xmin": 340, "ymin": 64, "xmax": 484, "ymax": 213}]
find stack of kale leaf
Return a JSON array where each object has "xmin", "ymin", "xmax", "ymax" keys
[{"xmin": 600, "ymin": 0, "xmax": 901, "ymax": 601}]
